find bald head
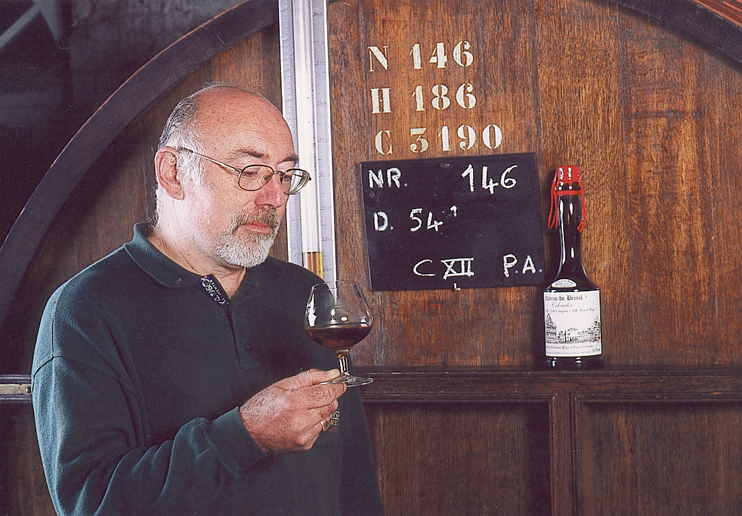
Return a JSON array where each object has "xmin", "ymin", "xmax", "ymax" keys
[{"xmin": 158, "ymin": 85, "xmax": 285, "ymax": 153}]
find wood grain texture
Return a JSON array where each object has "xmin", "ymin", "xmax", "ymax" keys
[
  {"xmin": 0, "ymin": 405, "xmax": 56, "ymax": 516},
  {"xmin": 2, "ymin": 0, "xmax": 742, "ymax": 368},
  {"xmin": 359, "ymin": 366, "xmax": 742, "ymax": 516},
  {"xmin": 2, "ymin": 1, "xmax": 742, "ymax": 515},
  {"xmin": 576, "ymin": 401, "xmax": 742, "ymax": 515},
  {"xmin": 705, "ymin": 52, "xmax": 742, "ymax": 361},
  {"xmin": 330, "ymin": 0, "xmax": 545, "ymax": 368},
  {"xmin": 0, "ymin": 20, "xmax": 284, "ymax": 516},
  {"xmin": 617, "ymin": 0, "xmax": 742, "ymax": 62},
  {"xmin": 0, "ymin": 0, "xmax": 279, "ymax": 349},
  {"xmin": 366, "ymin": 402, "xmax": 551, "ymax": 515},
  {"xmin": 696, "ymin": 0, "xmax": 742, "ymax": 25},
  {"xmin": 327, "ymin": 0, "xmax": 742, "ymax": 368},
  {"xmin": 535, "ymin": 0, "xmax": 630, "ymax": 366},
  {"xmin": 621, "ymin": 12, "xmax": 716, "ymax": 363}
]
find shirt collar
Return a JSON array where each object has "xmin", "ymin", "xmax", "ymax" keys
[{"xmin": 124, "ymin": 223, "xmax": 201, "ymax": 288}]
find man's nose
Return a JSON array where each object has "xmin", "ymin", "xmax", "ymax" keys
[{"xmin": 255, "ymin": 172, "xmax": 288, "ymax": 207}]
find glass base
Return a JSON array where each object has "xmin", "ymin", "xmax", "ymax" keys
[{"xmin": 322, "ymin": 372, "xmax": 373, "ymax": 387}]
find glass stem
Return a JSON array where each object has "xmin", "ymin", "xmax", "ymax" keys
[{"xmin": 337, "ymin": 350, "xmax": 350, "ymax": 376}]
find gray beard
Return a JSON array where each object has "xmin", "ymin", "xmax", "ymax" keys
[{"xmin": 215, "ymin": 208, "xmax": 280, "ymax": 269}]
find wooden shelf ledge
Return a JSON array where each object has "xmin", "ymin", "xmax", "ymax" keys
[
  {"xmin": 356, "ymin": 366, "xmax": 742, "ymax": 403},
  {"xmin": 0, "ymin": 374, "xmax": 32, "ymax": 404},
  {"xmin": 5, "ymin": 368, "xmax": 742, "ymax": 405}
]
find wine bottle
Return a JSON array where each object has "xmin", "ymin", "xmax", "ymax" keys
[{"xmin": 544, "ymin": 165, "xmax": 603, "ymax": 369}]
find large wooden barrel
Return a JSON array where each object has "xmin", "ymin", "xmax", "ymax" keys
[{"xmin": 2, "ymin": 0, "xmax": 742, "ymax": 514}]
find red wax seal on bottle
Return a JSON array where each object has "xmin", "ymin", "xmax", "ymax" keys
[{"xmin": 548, "ymin": 165, "xmax": 586, "ymax": 232}]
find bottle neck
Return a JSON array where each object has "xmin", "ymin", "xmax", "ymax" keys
[{"xmin": 555, "ymin": 193, "xmax": 588, "ymax": 280}]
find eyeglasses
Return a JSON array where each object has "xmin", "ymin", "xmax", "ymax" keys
[{"xmin": 178, "ymin": 147, "xmax": 311, "ymax": 195}]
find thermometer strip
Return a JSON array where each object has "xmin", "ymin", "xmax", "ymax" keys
[{"xmin": 278, "ymin": 0, "xmax": 337, "ymax": 283}]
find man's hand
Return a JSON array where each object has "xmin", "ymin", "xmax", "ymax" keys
[{"xmin": 239, "ymin": 369, "xmax": 346, "ymax": 454}]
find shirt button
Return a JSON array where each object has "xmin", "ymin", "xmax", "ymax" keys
[{"xmin": 243, "ymin": 343, "xmax": 250, "ymax": 351}]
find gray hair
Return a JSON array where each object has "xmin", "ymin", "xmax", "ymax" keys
[{"xmin": 157, "ymin": 89, "xmax": 209, "ymax": 182}]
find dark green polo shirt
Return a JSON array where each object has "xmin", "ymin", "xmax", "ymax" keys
[{"xmin": 32, "ymin": 223, "xmax": 383, "ymax": 516}]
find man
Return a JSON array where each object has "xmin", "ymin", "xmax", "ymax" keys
[{"xmin": 32, "ymin": 85, "xmax": 384, "ymax": 515}]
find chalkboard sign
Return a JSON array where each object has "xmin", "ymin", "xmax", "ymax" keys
[{"xmin": 360, "ymin": 153, "xmax": 545, "ymax": 291}]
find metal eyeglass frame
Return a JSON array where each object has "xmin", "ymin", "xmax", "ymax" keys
[{"xmin": 177, "ymin": 147, "xmax": 311, "ymax": 195}]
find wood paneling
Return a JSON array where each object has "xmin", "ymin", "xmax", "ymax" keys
[
  {"xmin": 577, "ymin": 402, "xmax": 742, "ymax": 515},
  {"xmin": 360, "ymin": 367, "xmax": 742, "ymax": 515},
  {"xmin": 328, "ymin": 0, "xmax": 742, "ymax": 368},
  {"xmin": 0, "ymin": 0, "xmax": 279, "ymax": 366},
  {"xmin": 619, "ymin": 9, "xmax": 715, "ymax": 363},
  {"xmin": 0, "ymin": 405, "xmax": 54, "ymax": 516},
  {"xmin": 536, "ymin": 0, "xmax": 629, "ymax": 365},
  {"xmin": 0, "ymin": 21, "xmax": 283, "ymax": 374},
  {"xmin": 3, "ymin": 1, "xmax": 742, "ymax": 515},
  {"xmin": 0, "ymin": 18, "xmax": 284, "ymax": 516},
  {"xmin": 616, "ymin": 0, "xmax": 742, "ymax": 63},
  {"xmin": 330, "ymin": 0, "xmax": 546, "ymax": 367},
  {"xmin": 366, "ymin": 402, "xmax": 551, "ymax": 516},
  {"xmin": 4, "ymin": 0, "xmax": 742, "ymax": 369}
]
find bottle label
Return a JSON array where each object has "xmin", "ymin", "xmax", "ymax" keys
[
  {"xmin": 550, "ymin": 279, "xmax": 577, "ymax": 288},
  {"xmin": 544, "ymin": 290, "xmax": 602, "ymax": 357}
]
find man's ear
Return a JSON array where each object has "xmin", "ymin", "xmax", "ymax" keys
[{"xmin": 154, "ymin": 146, "xmax": 185, "ymax": 200}]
